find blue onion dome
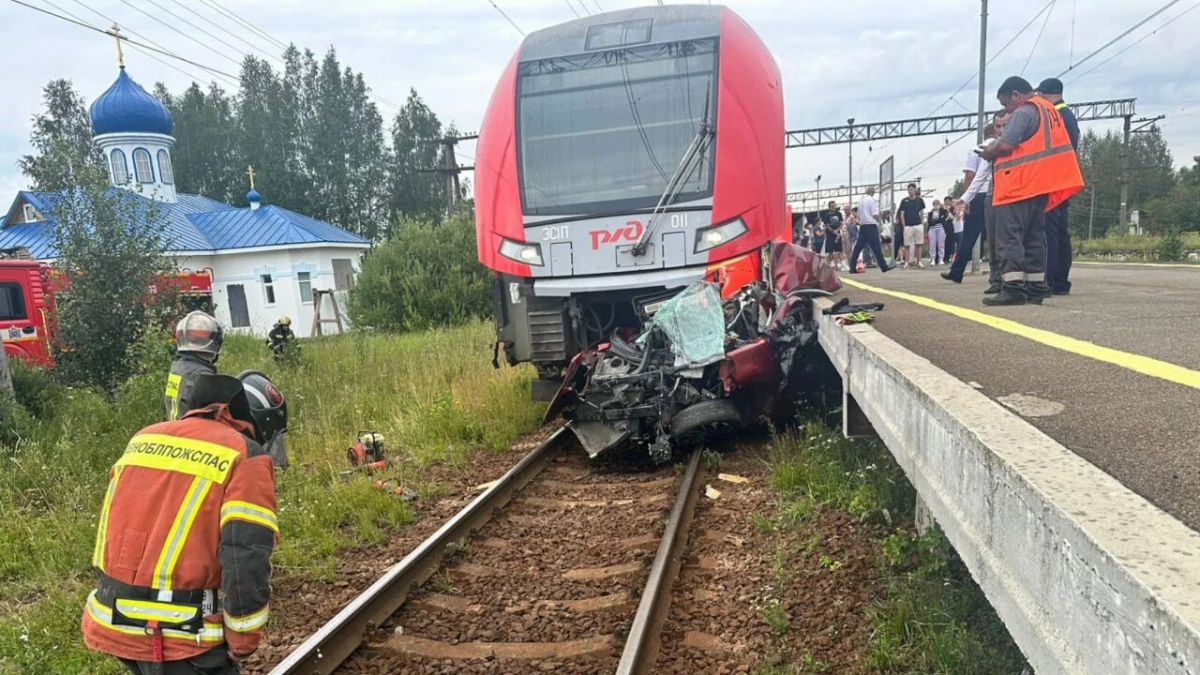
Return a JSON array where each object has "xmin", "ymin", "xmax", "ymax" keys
[
  {"xmin": 247, "ymin": 188, "xmax": 262, "ymax": 203},
  {"xmin": 90, "ymin": 68, "xmax": 173, "ymax": 136}
]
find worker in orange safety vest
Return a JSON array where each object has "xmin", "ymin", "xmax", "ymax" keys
[
  {"xmin": 978, "ymin": 75, "xmax": 1084, "ymax": 306},
  {"xmin": 84, "ymin": 371, "xmax": 287, "ymax": 675}
]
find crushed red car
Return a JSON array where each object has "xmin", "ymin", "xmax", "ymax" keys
[{"xmin": 544, "ymin": 242, "xmax": 841, "ymax": 463}]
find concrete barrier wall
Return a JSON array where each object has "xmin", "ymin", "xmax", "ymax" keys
[{"xmin": 815, "ymin": 299, "xmax": 1200, "ymax": 675}]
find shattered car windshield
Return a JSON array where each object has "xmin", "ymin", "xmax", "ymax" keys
[{"xmin": 641, "ymin": 281, "xmax": 725, "ymax": 367}]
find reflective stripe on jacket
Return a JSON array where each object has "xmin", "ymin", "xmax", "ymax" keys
[
  {"xmin": 992, "ymin": 96, "xmax": 1085, "ymax": 212},
  {"xmin": 164, "ymin": 355, "xmax": 217, "ymax": 421},
  {"xmin": 83, "ymin": 404, "xmax": 277, "ymax": 662}
]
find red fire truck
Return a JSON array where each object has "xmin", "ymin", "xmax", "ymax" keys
[{"xmin": 0, "ymin": 259, "xmax": 213, "ymax": 368}]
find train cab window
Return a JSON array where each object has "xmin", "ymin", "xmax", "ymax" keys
[
  {"xmin": 0, "ymin": 283, "xmax": 27, "ymax": 321},
  {"xmin": 517, "ymin": 39, "xmax": 718, "ymax": 216}
]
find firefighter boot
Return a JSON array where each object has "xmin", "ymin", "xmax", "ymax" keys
[{"xmin": 982, "ymin": 282, "xmax": 1028, "ymax": 306}]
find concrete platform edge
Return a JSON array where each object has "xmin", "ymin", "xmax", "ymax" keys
[{"xmin": 815, "ymin": 297, "xmax": 1200, "ymax": 675}]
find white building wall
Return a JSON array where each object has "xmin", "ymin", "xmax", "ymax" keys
[
  {"xmin": 205, "ymin": 246, "xmax": 364, "ymax": 338},
  {"xmin": 94, "ymin": 132, "xmax": 178, "ymax": 203}
]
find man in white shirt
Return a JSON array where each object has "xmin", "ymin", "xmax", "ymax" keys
[
  {"xmin": 943, "ymin": 115, "xmax": 1006, "ymax": 286},
  {"xmin": 848, "ymin": 185, "xmax": 894, "ymax": 274}
]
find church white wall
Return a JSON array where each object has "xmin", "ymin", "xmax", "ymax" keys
[
  {"xmin": 94, "ymin": 132, "xmax": 178, "ymax": 203},
  {"xmin": 206, "ymin": 247, "xmax": 364, "ymax": 338}
]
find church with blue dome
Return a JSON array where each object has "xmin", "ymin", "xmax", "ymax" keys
[{"xmin": 1, "ymin": 64, "xmax": 369, "ymax": 337}]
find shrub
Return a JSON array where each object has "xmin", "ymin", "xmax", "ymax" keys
[
  {"xmin": 9, "ymin": 360, "xmax": 63, "ymax": 419},
  {"xmin": 1156, "ymin": 228, "xmax": 1186, "ymax": 262},
  {"xmin": 349, "ymin": 210, "xmax": 491, "ymax": 332}
]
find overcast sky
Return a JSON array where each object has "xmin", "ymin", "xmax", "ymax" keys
[{"xmin": 2, "ymin": 0, "xmax": 1200, "ymax": 212}]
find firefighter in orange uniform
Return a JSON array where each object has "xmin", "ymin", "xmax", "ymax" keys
[
  {"xmin": 978, "ymin": 75, "xmax": 1084, "ymax": 306},
  {"xmin": 84, "ymin": 371, "xmax": 287, "ymax": 675}
]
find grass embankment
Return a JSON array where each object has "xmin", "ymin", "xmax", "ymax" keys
[
  {"xmin": 760, "ymin": 422, "xmax": 1028, "ymax": 674},
  {"xmin": 0, "ymin": 322, "xmax": 543, "ymax": 674}
]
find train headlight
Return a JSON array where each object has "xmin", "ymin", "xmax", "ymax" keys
[
  {"xmin": 694, "ymin": 217, "xmax": 749, "ymax": 253},
  {"xmin": 498, "ymin": 239, "xmax": 544, "ymax": 266}
]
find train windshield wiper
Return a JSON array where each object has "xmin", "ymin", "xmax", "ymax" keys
[{"xmin": 631, "ymin": 83, "xmax": 714, "ymax": 257}]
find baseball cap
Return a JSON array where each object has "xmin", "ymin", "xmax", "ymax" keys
[{"xmin": 1037, "ymin": 77, "xmax": 1064, "ymax": 95}]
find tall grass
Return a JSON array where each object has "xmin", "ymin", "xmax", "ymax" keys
[{"xmin": 0, "ymin": 321, "xmax": 543, "ymax": 674}]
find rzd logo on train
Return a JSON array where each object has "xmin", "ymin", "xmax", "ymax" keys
[{"xmin": 589, "ymin": 220, "xmax": 644, "ymax": 250}]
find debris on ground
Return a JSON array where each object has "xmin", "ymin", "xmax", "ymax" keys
[{"xmin": 547, "ymin": 242, "xmax": 839, "ymax": 463}]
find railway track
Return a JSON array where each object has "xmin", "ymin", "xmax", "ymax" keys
[{"xmin": 268, "ymin": 428, "xmax": 708, "ymax": 675}]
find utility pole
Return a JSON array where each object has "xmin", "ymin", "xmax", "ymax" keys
[
  {"xmin": 847, "ymin": 118, "xmax": 855, "ymax": 206},
  {"xmin": 973, "ymin": 0, "xmax": 988, "ymax": 273},
  {"xmin": 442, "ymin": 136, "xmax": 460, "ymax": 217},
  {"xmin": 976, "ymin": 0, "xmax": 988, "ymax": 144},
  {"xmin": 420, "ymin": 132, "xmax": 477, "ymax": 219},
  {"xmin": 1119, "ymin": 114, "xmax": 1131, "ymax": 230},
  {"xmin": 1088, "ymin": 187, "xmax": 1096, "ymax": 239}
]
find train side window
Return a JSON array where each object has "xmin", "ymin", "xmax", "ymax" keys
[{"xmin": 0, "ymin": 283, "xmax": 27, "ymax": 321}]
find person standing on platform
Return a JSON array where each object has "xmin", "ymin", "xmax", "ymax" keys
[
  {"xmin": 977, "ymin": 76, "xmax": 1084, "ymax": 306},
  {"xmin": 926, "ymin": 199, "xmax": 950, "ymax": 266},
  {"xmin": 1037, "ymin": 77, "xmax": 1081, "ymax": 296},
  {"xmin": 848, "ymin": 185, "xmax": 894, "ymax": 274},
  {"xmin": 943, "ymin": 116, "xmax": 1006, "ymax": 286},
  {"xmin": 897, "ymin": 184, "xmax": 925, "ymax": 268}
]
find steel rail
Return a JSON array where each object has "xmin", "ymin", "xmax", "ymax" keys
[
  {"xmin": 616, "ymin": 447, "xmax": 705, "ymax": 674},
  {"xmin": 268, "ymin": 427, "xmax": 569, "ymax": 675}
]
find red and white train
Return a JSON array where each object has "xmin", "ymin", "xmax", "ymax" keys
[{"xmin": 475, "ymin": 5, "xmax": 786, "ymax": 397}]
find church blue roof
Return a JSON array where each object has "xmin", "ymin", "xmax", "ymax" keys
[
  {"xmin": 0, "ymin": 190, "xmax": 368, "ymax": 259},
  {"xmin": 90, "ymin": 68, "xmax": 173, "ymax": 136}
]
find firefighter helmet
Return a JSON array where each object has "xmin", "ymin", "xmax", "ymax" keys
[
  {"xmin": 237, "ymin": 370, "xmax": 288, "ymax": 444},
  {"xmin": 175, "ymin": 311, "xmax": 224, "ymax": 359},
  {"xmin": 277, "ymin": 315, "xmax": 292, "ymax": 326}
]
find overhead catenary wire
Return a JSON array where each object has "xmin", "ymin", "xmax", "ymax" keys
[
  {"xmin": 39, "ymin": 0, "xmax": 229, "ymax": 86},
  {"xmin": 8, "ymin": 0, "xmax": 241, "ymax": 80},
  {"xmin": 195, "ymin": 0, "xmax": 287, "ymax": 51},
  {"xmin": 137, "ymin": 0, "xmax": 264, "ymax": 65},
  {"xmin": 113, "ymin": 0, "xmax": 243, "ymax": 67},
  {"xmin": 1066, "ymin": 0, "xmax": 1200, "ymax": 84},
  {"xmin": 64, "ymin": 0, "xmax": 238, "ymax": 85},
  {"xmin": 1057, "ymin": 0, "xmax": 1184, "ymax": 78},
  {"xmin": 895, "ymin": 131, "xmax": 976, "ymax": 182},
  {"xmin": 485, "ymin": 0, "xmax": 525, "ymax": 36},
  {"xmin": 1021, "ymin": 0, "xmax": 1056, "ymax": 76},
  {"xmin": 563, "ymin": 0, "xmax": 580, "ymax": 18},
  {"xmin": 859, "ymin": 0, "xmax": 1057, "ymax": 178},
  {"xmin": 164, "ymin": 0, "xmax": 286, "ymax": 65}
]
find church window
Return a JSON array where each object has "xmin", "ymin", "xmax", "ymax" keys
[
  {"xmin": 261, "ymin": 274, "xmax": 276, "ymax": 305},
  {"xmin": 133, "ymin": 148, "xmax": 154, "ymax": 183},
  {"xmin": 158, "ymin": 150, "xmax": 174, "ymax": 184},
  {"xmin": 297, "ymin": 272, "xmax": 313, "ymax": 303},
  {"xmin": 111, "ymin": 150, "xmax": 129, "ymax": 185}
]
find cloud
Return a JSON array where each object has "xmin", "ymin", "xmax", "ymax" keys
[{"xmin": 1, "ymin": 0, "xmax": 1198, "ymax": 206}]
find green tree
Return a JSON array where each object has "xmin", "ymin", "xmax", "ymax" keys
[
  {"xmin": 1143, "ymin": 156, "xmax": 1200, "ymax": 232},
  {"xmin": 1070, "ymin": 128, "xmax": 1176, "ymax": 238},
  {"xmin": 47, "ymin": 166, "xmax": 172, "ymax": 395},
  {"xmin": 389, "ymin": 89, "xmax": 446, "ymax": 227},
  {"xmin": 19, "ymin": 80, "xmax": 104, "ymax": 191},
  {"xmin": 348, "ymin": 210, "xmax": 490, "ymax": 331},
  {"xmin": 160, "ymin": 82, "xmax": 241, "ymax": 202}
]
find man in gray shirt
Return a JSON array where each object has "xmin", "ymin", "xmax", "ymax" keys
[{"xmin": 977, "ymin": 76, "xmax": 1054, "ymax": 306}]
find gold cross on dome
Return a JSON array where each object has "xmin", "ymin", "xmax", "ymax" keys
[
  {"xmin": 247, "ymin": 165, "xmax": 256, "ymax": 189},
  {"xmin": 109, "ymin": 24, "xmax": 125, "ymax": 68}
]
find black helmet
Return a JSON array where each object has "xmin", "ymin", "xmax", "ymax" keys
[{"xmin": 236, "ymin": 370, "xmax": 287, "ymax": 444}]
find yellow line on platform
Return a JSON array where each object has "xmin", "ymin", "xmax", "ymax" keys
[{"xmin": 840, "ymin": 277, "xmax": 1200, "ymax": 392}]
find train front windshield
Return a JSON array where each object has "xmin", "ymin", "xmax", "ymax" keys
[{"xmin": 517, "ymin": 39, "xmax": 718, "ymax": 216}]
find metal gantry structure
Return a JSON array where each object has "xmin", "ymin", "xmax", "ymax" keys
[{"xmin": 784, "ymin": 99, "xmax": 1138, "ymax": 148}]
